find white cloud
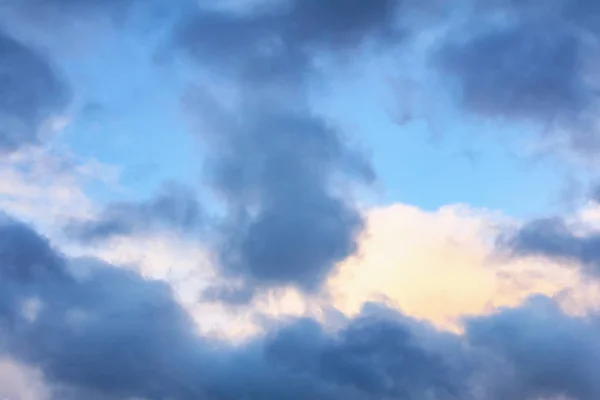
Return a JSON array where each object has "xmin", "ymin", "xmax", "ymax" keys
[
  {"xmin": 0, "ymin": 358, "xmax": 50, "ymax": 400},
  {"xmin": 0, "ymin": 146, "xmax": 119, "ymax": 235},
  {"xmin": 328, "ymin": 203, "xmax": 595, "ymax": 331}
]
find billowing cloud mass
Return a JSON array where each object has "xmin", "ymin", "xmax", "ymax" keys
[
  {"xmin": 0, "ymin": 30, "xmax": 69, "ymax": 153},
  {"xmin": 3, "ymin": 215, "xmax": 600, "ymax": 399},
  {"xmin": 175, "ymin": 0, "xmax": 401, "ymax": 84}
]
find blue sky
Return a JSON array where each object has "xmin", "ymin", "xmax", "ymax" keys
[
  {"xmin": 54, "ymin": 24, "xmax": 576, "ymax": 218},
  {"xmin": 3, "ymin": 1, "xmax": 600, "ymax": 399}
]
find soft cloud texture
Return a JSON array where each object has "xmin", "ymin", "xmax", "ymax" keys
[
  {"xmin": 171, "ymin": 0, "xmax": 398, "ymax": 300},
  {"xmin": 175, "ymin": 0, "xmax": 401, "ymax": 85},
  {"xmin": 194, "ymin": 101, "xmax": 373, "ymax": 296},
  {"xmin": 330, "ymin": 204, "xmax": 585, "ymax": 330},
  {"xmin": 65, "ymin": 182, "xmax": 204, "ymax": 243}
]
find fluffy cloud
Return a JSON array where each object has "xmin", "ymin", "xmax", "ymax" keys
[{"xmin": 330, "ymin": 204, "xmax": 586, "ymax": 330}]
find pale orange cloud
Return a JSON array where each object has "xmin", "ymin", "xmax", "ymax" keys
[{"xmin": 328, "ymin": 203, "xmax": 589, "ymax": 331}]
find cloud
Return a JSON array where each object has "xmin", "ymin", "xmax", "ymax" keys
[
  {"xmin": 174, "ymin": 0, "xmax": 402, "ymax": 85},
  {"xmin": 0, "ymin": 359, "xmax": 50, "ymax": 400},
  {"xmin": 466, "ymin": 295, "xmax": 600, "ymax": 400},
  {"xmin": 4, "ymin": 212, "xmax": 600, "ymax": 399},
  {"xmin": 192, "ymin": 99, "xmax": 374, "ymax": 298},
  {"xmin": 434, "ymin": 0, "xmax": 600, "ymax": 157},
  {"xmin": 0, "ymin": 29, "xmax": 70, "ymax": 153},
  {"xmin": 0, "ymin": 146, "xmax": 119, "ymax": 238},
  {"xmin": 0, "ymin": 214, "xmax": 467, "ymax": 399},
  {"xmin": 502, "ymin": 216, "xmax": 600, "ymax": 278},
  {"xmin": 172, "ymin": 0, "xmax": 401, "ymax": 301},
  {"xmin": 330, "ymin": 204, "xmax": 582, "ymax": 330},
  {"xmin": 65, "ymin": 182, "xmax": 204, "ymax": 243}
]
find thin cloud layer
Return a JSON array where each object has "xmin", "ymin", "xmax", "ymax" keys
[{"xmin": 65, "ymin": 182, "xmax": 204, "ymax": 243}]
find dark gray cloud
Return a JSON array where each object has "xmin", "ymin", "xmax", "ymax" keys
[
  {"xmin": 174, "ymin": 0, "xmax": 402, "ymax": 84},
  {"xmin": 501, "ymin": 217, "xmax": 600, "ymax": 276},
  {"xmin": 439, "ymin": 22, "xmax": 586, "ymax": 123},
  {"xmin": 435, "ymin": 0, "xmax": 600, "ymax": 155},
  {"xmin": 0, "ymin": 215, "xmax": 467, "ymax": 399},
  {"xmin": 0, "ymin": 218, "xmax": 206, "ymax": 399},
  {"xmin": 5, "ymin": 214, "xmax": 600, "ymax": 400},
  {"xmin": 465, "ymin": 295, "xmax": 600, "ymax": 400},
  {"xmin": 174, "ymin": 0, "xmax": 396, "ymax": 299},
  {"xmin": 0, "ymin": 29, "xmax": 70, "ymax": 153},
  {"xmin": 197, "ymin": 101, "xmax": 374, "ymax": 294},
  {"xmin": 65, "ymin": 182, "xmax": 204, "ymax": 243}
]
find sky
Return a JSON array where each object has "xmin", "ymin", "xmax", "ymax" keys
[{"xmin": 3, "ymin": 0, "xmax": 600, "ymax": 399}]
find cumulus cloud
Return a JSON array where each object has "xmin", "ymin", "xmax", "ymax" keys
[{"xmin": 170, "ymin": 0, "xmax": 412, "ymax": 301}]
